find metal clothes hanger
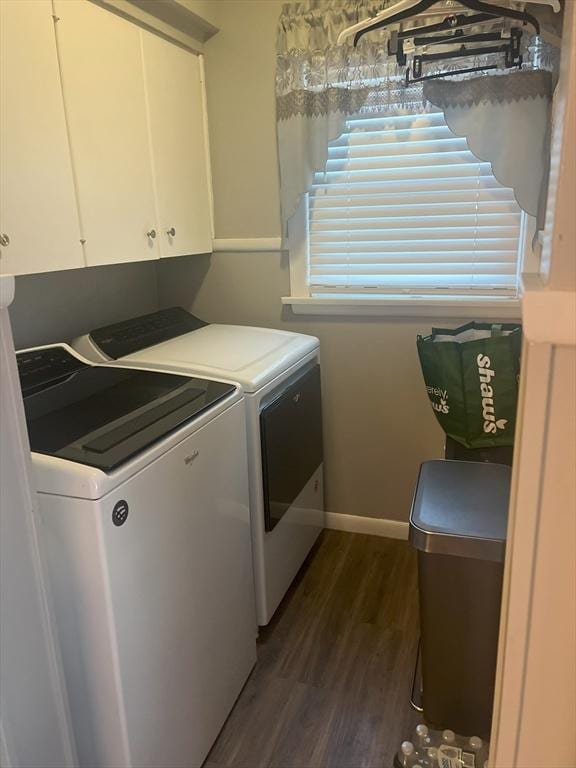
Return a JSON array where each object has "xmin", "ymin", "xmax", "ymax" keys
[
  {"xmin": 336, "ymin": 0, "xmax": 557, "ymax": 46},
  {"xmin": 392, "ymin": 11, "xmax": 500, "ymax": 38},
  {"xmin": 387, "ymin": 12, "xmax": 507, "ymax": 63},
  {"xmin": 407, "ymin": 42, "xmax": 523, "ymax": 82},
  {"xmin": 405, "ymin": 25, "xmax": 523, "ymax": 82},
  {"xmin": 388, "ymin": 11, "xmax": 523, "ymax": 65},
  {"xmin": 338, "ymin": 0, "xmax": 424, "ymax": 44},
  {"xmin": 352, "ymin": 0, "xmax": 540, "ymax": 47},
  {"xmin": 392, "ymin": 30, "xmax": 518, "ymax": 66},
  {"xmin": 523, "ymin": 0, "xmax": 560, "ymax": 11}
]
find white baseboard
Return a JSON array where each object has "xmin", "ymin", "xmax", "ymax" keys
[{"xmin": 325, "ymin": 512, "xmax": 409, "ymax": 540}]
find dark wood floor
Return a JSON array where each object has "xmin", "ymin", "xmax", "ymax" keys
[{"xmin": 205, "ymin": 530, "xmax": 421, "ymax": 768}]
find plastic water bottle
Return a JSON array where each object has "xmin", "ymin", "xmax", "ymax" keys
[
  {"xmin": 437, "ymin": 744, "xmax": 462, "ymax": 768},
  {"xmin": 416, "ymin": 724, "xmax": 429, "ymax": 749},
  {"xmin": 416, "ymin": 724, "xmax": 428, "ymax": 739},
  {"xmin": 442, "ymin": 729, "xmax": 456, "ymax": 745},
  {"xmin": 426, "ymin": 746, "xmax": 439, "ymax": 767},
  {"xmin": 468, "ymin": 736, "xmax": 487, "ymax": 767},
  {"xmin": 469, "ymin": 736, "xmax": 483, "ymax": 751},
  {"xmin": 400, "ymin": 740, "xmax": 415, "ymax": 767}
]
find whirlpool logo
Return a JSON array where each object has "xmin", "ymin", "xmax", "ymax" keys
[{"xmin": 477, "ymin": 354, "xmax": 508, "ymax": 434}]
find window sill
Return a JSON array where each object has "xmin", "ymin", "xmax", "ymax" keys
[{"xmin": 282, "ymin": 296, "xmax": 522, "ymax": 319}]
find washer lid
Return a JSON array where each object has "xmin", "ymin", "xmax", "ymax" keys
[
  {"xmin": 18, "ymin": 345, "xmax": 235, "ymax": 473},
  {"xmin": 409, "ymin": 460, "xmax": 511, "ymax": 562},
  {"xmin": 122, "ymin": 324, "xmax": 319, "ymax": 392}
]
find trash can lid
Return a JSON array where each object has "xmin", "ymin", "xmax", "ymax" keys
[{"xmin": 409, "ymin": 460, "xmax": 511, "ymax": 562}]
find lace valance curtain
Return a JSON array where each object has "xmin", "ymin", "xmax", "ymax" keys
[
  {"xmin": 423, "ymin": 70, "xmax": 555, "ymax": 226},
  {"xmin": 276, "ymin": 0, "xmax": 558, "ymax": 239},
  {"xmin": 276, "ymin": 0, "xmax": 401, "ymax": 237}
]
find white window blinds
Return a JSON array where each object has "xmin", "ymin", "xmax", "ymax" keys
[{"xmin": 307, "ymin": 111, "xmax": 523, "ymax": 299}]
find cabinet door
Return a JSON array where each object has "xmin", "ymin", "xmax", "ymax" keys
[
  {"xmin": 53, "ymin": 0, "xmax": 158, "ymax": 266},
  {"xmin": 0, "ymin": 0, "xmax": 84, "ymax": 276},
  {"xmin": 141, "ymin": 32, "xmax": 212, "ymax": 258}
]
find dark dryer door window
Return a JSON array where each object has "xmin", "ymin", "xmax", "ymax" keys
[{"xmin": 260, "ymin": 365, "xmax": 323, "ymax": 532}]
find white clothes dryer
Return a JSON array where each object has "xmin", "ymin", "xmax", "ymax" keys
[{"xmin": 73, "ymin": 309, "xmax": 325, "ymax": 625}]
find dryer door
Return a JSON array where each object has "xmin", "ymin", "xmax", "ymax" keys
[{"xmin": 260, "ymin": 364, "xmax": 323, "ymax": 532}]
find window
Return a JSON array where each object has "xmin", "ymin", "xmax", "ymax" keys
[{"xmin": 287, "ymin": 110, "xmax": 526, "ymax": 315}]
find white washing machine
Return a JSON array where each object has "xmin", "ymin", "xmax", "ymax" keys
[
  {"xmin": 74, "ymin": 309, "xmax": 325, "ymax": 625},
  {"xmin": 16, "ymin": 343, "xmax": 257, "ymax": 768}
]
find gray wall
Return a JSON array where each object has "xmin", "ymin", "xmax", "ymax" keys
[
  {"xmin": 9, "ymin": 261, "xmax": 159, "ymax": 349},
  {"xmin": 204, "ymin": 0, "xmax": 281, "ymax": 238},
  {"xmin": 154, "ymin": 0, "xmax": 451, "ymax": 522},
  {"xmin": 157, "ymin": 251, "xmax": 450, "ymax": 522}
]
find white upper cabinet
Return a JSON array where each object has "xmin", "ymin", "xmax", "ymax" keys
[
  {"xmin": 1, "ymin": 0, "xmax": 214, "ymax": 275},
  {"xmin": 141, "ymin": 32, "xmax": 213, "ymax": 258},
  {"xmin": 53, "ymin": 0, "xmax": 159, "ymax": 266},
  {"xmin": 0, "ymin": 0, "xmax": 84, "ymax": 276}
]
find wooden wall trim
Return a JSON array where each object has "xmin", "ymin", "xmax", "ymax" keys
[{"xmin": 88, "ymin": 0, "xmax": 219, "ymax": 53}]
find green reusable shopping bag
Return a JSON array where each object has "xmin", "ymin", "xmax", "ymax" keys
[{"xmin": 417, "ymin": 322, "xmax": 522, "ymax": 449}]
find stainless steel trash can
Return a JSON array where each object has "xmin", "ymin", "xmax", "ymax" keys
[{"xmin": 409, "ymin": 460, "xmax": 511, "ymax": 738}]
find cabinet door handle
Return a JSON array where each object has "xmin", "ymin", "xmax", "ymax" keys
[
  {"xmin": 166, "ymin": 227, "xmax": 176, "ymax": 238},
  {"xmin": 0, "ymin": 234, "xmax": 10, "ymax": 247},
  {"xmin": 146, "ymin": 229, "xmax": 157, "ymax": 240}
]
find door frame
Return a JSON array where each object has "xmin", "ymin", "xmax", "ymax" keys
[{"xmin": 490, "ymin": 5, "xmax": 576, "ymax": 765}]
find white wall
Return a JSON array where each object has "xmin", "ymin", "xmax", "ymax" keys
[{"xmin": 158, "ymin": 250, "xmax": 453, "ymax": 522}]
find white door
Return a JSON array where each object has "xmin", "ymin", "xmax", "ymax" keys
[
  {"xmin": 141, "ymin": 32, "xmax": 212, "ymax": 258},
  {"xmin": 53, "ymin": 0, "xmax": 159, "ymax": 266},
  {"xmin": 0, "ymin": 0, "xmax": 84, "ymax": 276}
]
